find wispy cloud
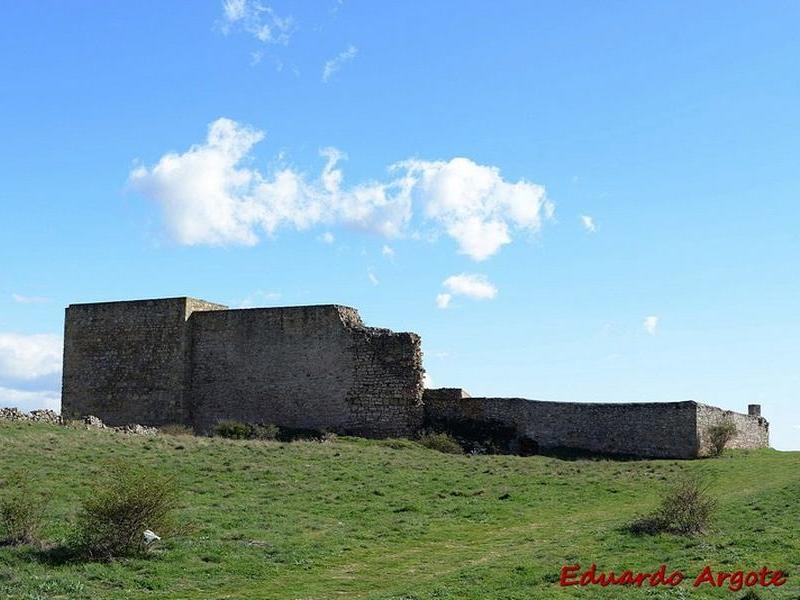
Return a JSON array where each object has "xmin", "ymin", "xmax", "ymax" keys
[
  {"xmin": 236, "ymin": 290, "xmax": 281, "ymax": 308},
  {"xmin": 319, "ymin": 232, "xmax": 335, "ymax": 244},
  {"xmin": 219, "ymin": 0, "xmax": 294, "ymax": 45},
  {"xmin": 322, "ymin": 45, "xmax": 357, "ymax": 82},
  {"xmin": 12, "ymin": 294, "xmax": 49, "ymax": 304},
  {"xmin": 443, "ymin": 273, "xmax": 497, "ymax": 300},
  {"xmin": 580, "ymin": 214, "xmax": 596, "ymax": 233},
  {"xmin": 435, "ymin": 293, "xmax": 451, "ymax": 309},
  {"xmin": 368, "ymin": 270, "xmax": 379, "ymax": 286},
  {"xmin": 381, "ymin": 245, "xmax": 395, "ymax": 258},
  {"xmin": 130, "ymin": 118, "xmax": 553, "ymax": 262},
  {"xmin": 643, "ymin": 316, "xmax": 659, "ymax": 335}
]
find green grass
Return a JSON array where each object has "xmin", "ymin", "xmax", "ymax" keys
[{"xmin": 0, "ymin": 421, "xmax": 798, "ymax": 599}]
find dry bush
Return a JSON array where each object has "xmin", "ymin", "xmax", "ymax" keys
[
  {"xmin": 628, "ymin": 476, "xmax": 717, "ymax": 536},
  {"xmin": 159, "ymin": 423, "xmax": 195, "ymax": 436},
  {"xmin": 0, "ymin": 471, "xmax": 48, "ymax": 546},
  {"xmin": 74, "ymin": 461, "xmax": 178, "ymax": 560},
  {"xmin": 250, "ymin": 423, "xmax": 279, "ymax": 440},
  {"xmin": 707, "ymin": 419, "xmax": 737, "ymax": 457},
  {"xmin": 213, "ymin": 420, "xmax": 279, "ymax": 440},
  {"xmin": 418, "ymin": 432, "xmax": 464, "ymax": 455}
]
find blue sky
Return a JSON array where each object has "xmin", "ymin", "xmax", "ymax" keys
[{"xmin": 1, "ymin": 1, "xmax": 798, "ymax": 450}]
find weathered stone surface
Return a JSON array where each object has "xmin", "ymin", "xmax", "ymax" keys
[
  {"xmin": 423, "ymin": 390, "xmax": 769, "ymax": 458},
  {"xmin": 58, "ymin": 295, "xmax": 769, "ymax": 458},
  {"xmin": 61, "ymin": 297, "xmax": 226, "ymax": 426},
  {"xmin": 0, "ymin": 408, "xmax": 63, "ymax": 425},
  {"xmin": 695, "ymin": 403, "xmax": 769, "ymax": 456},
  {"xmin": 188, "ymin": 305, "xmax": 423, "ymax": 436},
  {"xmin": 62, "ymin": 297, "xmax": 424, "ymax": 437}
]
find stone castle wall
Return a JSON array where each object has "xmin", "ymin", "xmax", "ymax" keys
[
  {"xmin": 424, "ymin": 390, "xmax": 699, "ymax": 458},
  {"xmin": 61, "ymin": 296, "xmax": 769, "ymax": 457},
  {"xmin": 61, "ymin": 297, "xmax": 225, "ymax": 426},
  {"xmin": 695, "ymin": 403, "xmax": 769, "ymax": 456},
  {"xmin": 424, "ymin": 389, "xmax": 769, "ymax": 458},
  {"xmin": 62, "ymin": 298, "xmax": 424, "ymax": 436},
  {"xmin": 188, "ymin": 305, "xmax": 423, "ymax": 436}
]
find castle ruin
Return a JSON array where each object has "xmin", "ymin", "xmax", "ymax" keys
[{"xmin": 61, "ymin": 297, "xmax": 769, "ymax": 458}]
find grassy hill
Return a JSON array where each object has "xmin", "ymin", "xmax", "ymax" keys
[{"xmin": 0, "ymin": 421, "xmax": 797, "ymax": 599}]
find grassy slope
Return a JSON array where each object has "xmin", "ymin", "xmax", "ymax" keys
[{"xmin": 0, "ymin": 422, "xmax": 798, "ymax": 600}]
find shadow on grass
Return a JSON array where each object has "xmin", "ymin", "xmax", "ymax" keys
[{"xmin": 536, "ymin": 446, "xmax": 652, "ymax": 462}]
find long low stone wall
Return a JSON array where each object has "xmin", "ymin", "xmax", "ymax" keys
[{"xmin": 423, "ymin": 389, "xmax": 769, "ymax": 458}]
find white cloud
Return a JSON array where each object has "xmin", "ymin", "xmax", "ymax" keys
[
  {"xmin": 436, "ymin": 293, "xmax": 452, "ymax": 309},
  {"xmin": 220, "ymin": 0, "xmax": 293, "ymax": 45},
  {"xmin": 322, "ymin": 45, "xmax": 358, "ymax": 82},
  {"xmin": 580, "ymin": 214, "xmax": 596, "ymax": 232},
  {"xmin": 442, "ymin": 273, "xmax": 497, "ymax": 300},
  {"xmin": 130, "ymin": 118, "xmax": 552, "ymax": 261},
  {"xmin": 368, "ymin": 271, "xmax": 379, "ymax": 286},
  {"xmin": 0, "ymin": 387, "xmax": 60, "ymax": 412},
  {"xmin": 423, "ymin": 372, "xmax": 434, "ymax": 388},
  {"xmin": 0, "ymin": 333, "xmax": 62, "ymax": 381},
  {"xmin": 643, "ymin": 316, "xmax": 659, "ymax": 335},
  {"xmin": 319, "ymin": 231, "xmax": 335, "ymax": 244},
  {"xmin": 381, "ymin": 244, "xmax": 394, "ymax": 258},
  {"xmin": 236, "ymin": 290, "xmax": 281, "ymax": 308},
  {"xmin": 400, "ymin": 157, "xmax": 552, "ymax": 260},
  {"xmin": 12, "ymin": 294, "xmax": 49, "ymax": 304}
]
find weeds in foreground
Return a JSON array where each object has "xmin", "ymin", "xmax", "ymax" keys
[{"xmin": 0, "ymin": 470, "xmax": 48, "ymax": 547}]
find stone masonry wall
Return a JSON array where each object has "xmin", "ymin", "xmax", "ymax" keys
[
  {"xmin": 62, "ymin": 299, "xmax": 424, "ymax": 436},
  {"xmin": 424, "ymin": 391, "xmax": 701, "ymax": 458},
  {"xmin": 695, "ymin": 403, "xmax": 769, "ymax": 456},
  {"xmin": 186, "ymin": 304, "xmax": 423, "ymax": 436},
  {"xmin": 61, "ymin": 297, "xmax": 226, "ymax": 426}
]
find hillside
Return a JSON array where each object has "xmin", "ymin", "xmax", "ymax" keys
[{"xmin": 0, "ymin": 422, "xmax": 797, "ymax": 599}]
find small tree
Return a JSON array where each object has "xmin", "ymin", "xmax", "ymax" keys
[
  {"xmin": 74, "ymin": 460, "xmax": 178, "ymax": 560},
  {"xmin": 707, "ymin": 419, "xmax": 737, "ymax": 457},
  {"xmin": 0, "ymin": 471, "xmax": 48, "ymax": 546}
]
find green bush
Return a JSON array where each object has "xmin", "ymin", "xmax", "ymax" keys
[
  {"xmin": 628, "ymin": 476, "xmax": 717, "ymax": 536},
  {"xmin": 418, "ymin": 432, "xmax": 464, "ymax": 454},
  {"xmin": 213, "ymin": 420, "xmax": 252, "ymax": 439},
  {"xmin": 0, "ymin": 471, "xmax": 48, "ymax": 546},
  {"xmin": 159, "ymin": 423, "xmax": 195, "ymax": 436},
  {"xmin": 213, "ymin": 420, "xmax": 279, "ymax": 440},
  {"xmin": 707, "ymin": 419, "xmax": 737, "ymax": 457},
  {"xmin": 74, "ymin": 461, "xmax": 178, "ymax": 560}
]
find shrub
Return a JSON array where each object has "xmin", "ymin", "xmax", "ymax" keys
[
  {"xmin": 159, "ymin": 423, "xmax": 195, "ymax": 436},
  {"xmin": 250, "ymin": 423, "xmax": 279, "ymax": 440},
  {"xmin": 74, "ymin": 461, "xmax": 178, "ymax": 560},
  {"xmin": 628, "ymin": 477, "xmax": 717, "ymax": 536},
  {"xmin": 707, "ymin": 419, "xmax": 737, "ymax": 457},
  {"xmin": 214, "ymin": 420, "xmax": 252, "ymax": 440},
  {"xmin": 418, "ymin": 432, "xmax": 464, "ymax": 454},
  {"xmin": 213, "ymin": 420, "xmax": 279, "ymax": 440},
  {"xmin": 0, "ymin": 471, "xmax": 48, "ymax": 546}
]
